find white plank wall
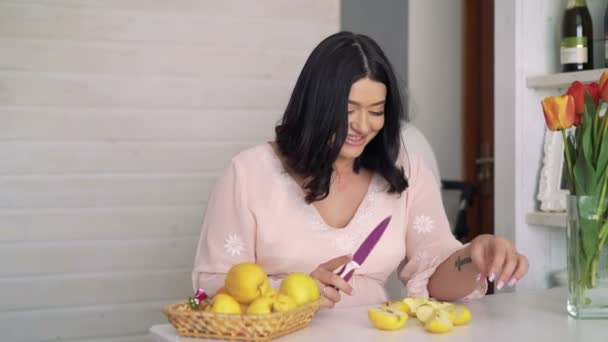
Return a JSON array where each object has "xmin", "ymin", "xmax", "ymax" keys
[{"xmin": 0, "ymin": 1, "xmax": 339, "ymax": 341}]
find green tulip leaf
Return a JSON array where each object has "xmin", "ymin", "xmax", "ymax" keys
[
  {"xmin": 584, "ymin": 93, "xmax": 596, "ymax": 128},
  {"xmin": 597, "ymin": 125, "xmax": 608, "ymax": 175},
  {"xmin": 574, "ymin": 147, "xmax": 595, "ymax": 195}
]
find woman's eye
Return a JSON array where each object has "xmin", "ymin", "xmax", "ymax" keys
[
  {"xmin": 370, "ymin": 111, "xmax": 385, "ymax": 116},
  {"xmin": 348, "ymin": 109, "xmax": 355, "ymax": 114}
]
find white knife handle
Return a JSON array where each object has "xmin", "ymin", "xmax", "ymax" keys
[{"xmin": 336, "ymin": 260, "xmax": 360, "ymax": 282}]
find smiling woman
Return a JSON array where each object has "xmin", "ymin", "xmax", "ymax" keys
[
  {"xmin": 274, "ymin": 32, "xmax": 407, "ymax": 205},
  {"xmin": 192, "ymin": 31, "xmax": 528, "ymax": 310}
]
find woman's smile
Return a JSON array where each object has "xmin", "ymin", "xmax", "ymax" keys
[{"xmin": 345, "ymin": 134, "xmax": 367, "ymax": 146}]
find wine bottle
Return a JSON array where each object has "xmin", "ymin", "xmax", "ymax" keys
[
  {"xmin": 561, "ymin": 0, "xmax": 593, "ymax": 72},
  {"xmin": 605, "ymin": 3, "xmax": 608, "ymax": 67}
]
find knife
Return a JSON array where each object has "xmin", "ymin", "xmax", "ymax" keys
[{"xmin": 336, "ymin": 215, "xmax": 392, "ymax": 282}]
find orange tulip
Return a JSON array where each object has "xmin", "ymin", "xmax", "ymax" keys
[{"xmin": 541, "ymin": 94, "xmax": 575, "ymax": 131}]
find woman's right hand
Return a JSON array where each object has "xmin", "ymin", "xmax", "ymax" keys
[{"xmin": 309, "ymin": 255, "xmax": 354, "ymax": 308}]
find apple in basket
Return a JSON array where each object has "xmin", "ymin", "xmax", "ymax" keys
[
  {"xmin": 224, "ymin": 262, "xmax": 272, "ymax": 305},
  {"xmin": 204, "ymin": 262, "xmax": 321, "ymax": 315},
  {"xmin": 278, "ymin": 272, "xmax": 320, "ymax": 307},
  {"xmin": 170, "ymin": 263, "xmax": 323, "ymax": 339},
  {"xmin": 246, "ymin": 293, "xmax": 297, "ymax": 314}
]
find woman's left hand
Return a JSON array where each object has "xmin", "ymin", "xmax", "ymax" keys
[{"xmin": 469, "ymin": 234, "xmax": 529, "ymax": 290}]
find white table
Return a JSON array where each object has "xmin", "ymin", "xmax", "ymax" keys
[{"xmin": 150, "ymin": 288, "xmax": 606, "ymax": 342}]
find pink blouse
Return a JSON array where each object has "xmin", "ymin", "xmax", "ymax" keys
[{"xmin": 192, "ymin": 143, "xmax": 486, "ymax": 307}]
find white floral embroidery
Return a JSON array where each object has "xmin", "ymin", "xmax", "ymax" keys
[
  {"xmin": 413, "ymin": 215, "xmax": 434, "ymax": 234},
  {"xmin": 224, "ymin": 234, "xmax": 245, "ymax": 257}
]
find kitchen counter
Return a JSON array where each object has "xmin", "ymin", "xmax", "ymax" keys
[{"xmin": 150, "ymin": 287, "xmax": 605, "ymax": 341}]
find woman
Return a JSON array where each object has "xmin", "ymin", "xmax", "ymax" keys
[{"xmin": 192, "ymin": 32, "xmax": 528, "ymax": 308}]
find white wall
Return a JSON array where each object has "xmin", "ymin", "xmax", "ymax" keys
[
  {"xmin": 407, "ymin": 0, "xmax": 463, "ymax": 181},
  {"xmin": 0, "ymin": 1, "xmax": 339, "ymax": 341},
  {"xmin": 494, "ymin": 0, "xmax": 605, "ymax": 291},
  {"xmin": 340, "ymin": 0, "xmax": 408, "ymax": 86}
]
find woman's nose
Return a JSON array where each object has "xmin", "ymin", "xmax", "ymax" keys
[{"xmin": 350, "ymin": 110, "xmax": 370, "ymax": 133}]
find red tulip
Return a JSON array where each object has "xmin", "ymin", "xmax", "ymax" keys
[
  {"xmin": 541, "ymin": 94, "xmax": 576, "ymax": 131},
  {"xmin": 566, "ymin": 81, "xmax": 599, "ymax": 115}
]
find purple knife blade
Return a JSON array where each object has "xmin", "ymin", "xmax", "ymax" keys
[
  {"xmin": 336, "ymin": 215, "xmax": 391, "ymax": 282},
  {"xmin": 352, "ymin": 215, "xmax": 391, "ymax": 265}
]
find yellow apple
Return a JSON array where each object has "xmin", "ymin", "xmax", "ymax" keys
[
  {"xmin": 445, "ymin": 305, "xmax": 472, "ymax": 325},
  {"xmin": 424, "ymin": 310, "xmax": 454, "ymax": 334},
  {"xmin": 263, "ymin": 287, "xmax": 278, "ymax": 299},
  {"xmin": 425, "ymin": 300, "xmax": 453, "ymax": 310},
  {"xmin": 415, "ymin": 304, "xmax": 436, "ymax": 324},
  {"xmin": 272, "ymin": 293, "xmax": 297, "ymax": 312},
  {"xmin": 368, "ymin": 306, "xmax": 409, "ymax": 331},
  {"xmin": 224, "ymin": 262, "xmax": 270, "ymax": 304},
  {"xmin": 382, "ymin": 301, "xmax": 409, "ymax": 314},
  {"xmin": 279, "ymin": 273, "xmax": 320, "ymax": 307},
  {"xmin": 214, "ymin": 287, "xmax": 228, "ymax": 296},
  {"xmin": 401, "ymin": 297, "xmax": 428, "ymax": 316},
  {"xmin": 209, "ymin": 294, "xmax": 241, "ymax": 314},
  {"xmin": 246, "ymin": 297, "xmax": 273, "ymax": 314}
]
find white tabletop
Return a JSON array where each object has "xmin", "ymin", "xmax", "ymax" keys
[{"xmin": 150, "ymin": 288, "xmax": 606, "ymax": 342}]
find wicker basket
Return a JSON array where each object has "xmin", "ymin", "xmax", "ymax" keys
[{"xmin": 163, "ymin": 300, "xmax": 321, "ymax": 341}]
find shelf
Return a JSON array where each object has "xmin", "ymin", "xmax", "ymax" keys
[
  {"xmin": 525, "ymin": 211, "xmax": 566, "ymax": 228},
  {"xmin": 526, "ymin": 68, "xmax": 608, "ymax": 89}
]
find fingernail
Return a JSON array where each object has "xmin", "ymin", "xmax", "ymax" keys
[
  {"xmin": 475, "ymin": 273, "xmax": 484, "ymax": 281},
  {"xmin": 488, "ymin": 273, "xmax": 496, "ymax": 282},
  {"xmin": 508, "ymin": 278, "xmax": 518, "ymax": 287},
  {"xmin": 496, "ymin": 280, "xmax": 504, "ymax": 290}
]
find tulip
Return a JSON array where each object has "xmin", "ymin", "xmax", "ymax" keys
[
  {"xmin": 566, "ymin": 81, "xmax": 599, "ymax": 116},
  {"xmin": 541, "ymin": 94, "xmax": 575, "ymax": 131}
]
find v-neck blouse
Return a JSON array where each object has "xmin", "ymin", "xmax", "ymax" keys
[{"xmin": 191, "ymin": 143, "xmax": 486, "ymax": 307}]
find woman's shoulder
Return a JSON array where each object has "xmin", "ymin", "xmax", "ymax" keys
[
  {"xmin": 225, "ymin": 142, "xmax": 279, "ymax": 179},
  {"xmin": 396, "ymin": 148, "xmax": 441, "ymax": 188},
  {"xmin": 231, "ymin": 143, "xmax": 273, "ymax": 164}
]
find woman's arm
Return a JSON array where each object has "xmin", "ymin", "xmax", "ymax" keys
[
  {"xmin": 429, "ymin": 235, "xmax": 529, "ymax": 301},
  {"xmin": 398, "ymin": 153, "xmax": 487, "ymax": 300},
  {"xmin": 427, "ymin": 245, "xmax": 479, "ymax": 301},
  {"xmin": 191, "ymin": 158, "xmax": 257, "ymax": 295}
]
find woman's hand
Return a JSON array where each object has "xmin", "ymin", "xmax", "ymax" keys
[
  {"xmin": 309, "ymin": 255, "xmax": 353, "ymax": 308},
  {"xmin": 470, "ymin": 234, "xmax": 529, "ymax": 289}
]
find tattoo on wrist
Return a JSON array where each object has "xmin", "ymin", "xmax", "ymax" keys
[{"xmin": 455, "ymin": 256, "xmax": 472, "ymax": 271}]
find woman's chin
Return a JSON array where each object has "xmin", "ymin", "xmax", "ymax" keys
[{"xmin": 339, "ymin": 144, "xmax": 366, "ymax": 160}]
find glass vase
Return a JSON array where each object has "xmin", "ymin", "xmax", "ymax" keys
[{"xmin": 566, "ymin": 195, "xmax": 608, "ymax": 319}]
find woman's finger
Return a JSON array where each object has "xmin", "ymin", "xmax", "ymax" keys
[
  {"xmin": 508, "ymin": 254, "xmax": 529, "ymax": 287},
  {"xmin": 496, "ymin": 251, "xmax": 518, "ymax": 290},
  {"xmin": 319, "ymin": 269, "xmax": 353, "ymax": 295},
  {"xmin": 320, "ymin": 284, "xmax": 341, "ymax": 303},
  {"xmin": 320, "ymin": 255, "xmax": 352, "ymax": 271},
  {"xmin": 488, "ymin": 238, "xmax": 507, "ymax": 282},
  {"xmin": 320, "ymin": 296, "xmax": 334, "ymax": 308},
  {"xmin": 470, "ymin": 242, "xmax": 487, "ymax": 278}
]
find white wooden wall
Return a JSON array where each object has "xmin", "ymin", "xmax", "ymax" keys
[{"xmin": 0, "ymin": 1, "xmax": 339, "ymax": 341}]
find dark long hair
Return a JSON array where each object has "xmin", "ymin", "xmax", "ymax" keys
[{"xmin": 275, "ymin": 31, "xmax": 408, "ymax": 203}]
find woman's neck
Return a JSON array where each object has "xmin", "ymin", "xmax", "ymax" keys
[{"xmin": 333, "ymin": 156, "xmax": 356, "ymax": 176}]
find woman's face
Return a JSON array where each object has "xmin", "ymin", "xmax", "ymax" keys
[{"xmin": 339, "ymin": 78, "xmax": 387, "ymax": 161}]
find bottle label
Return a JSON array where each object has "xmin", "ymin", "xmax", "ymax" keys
[{"xmin": 560, "ymin": 36, "xmax": 588, "ymax": 64}]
